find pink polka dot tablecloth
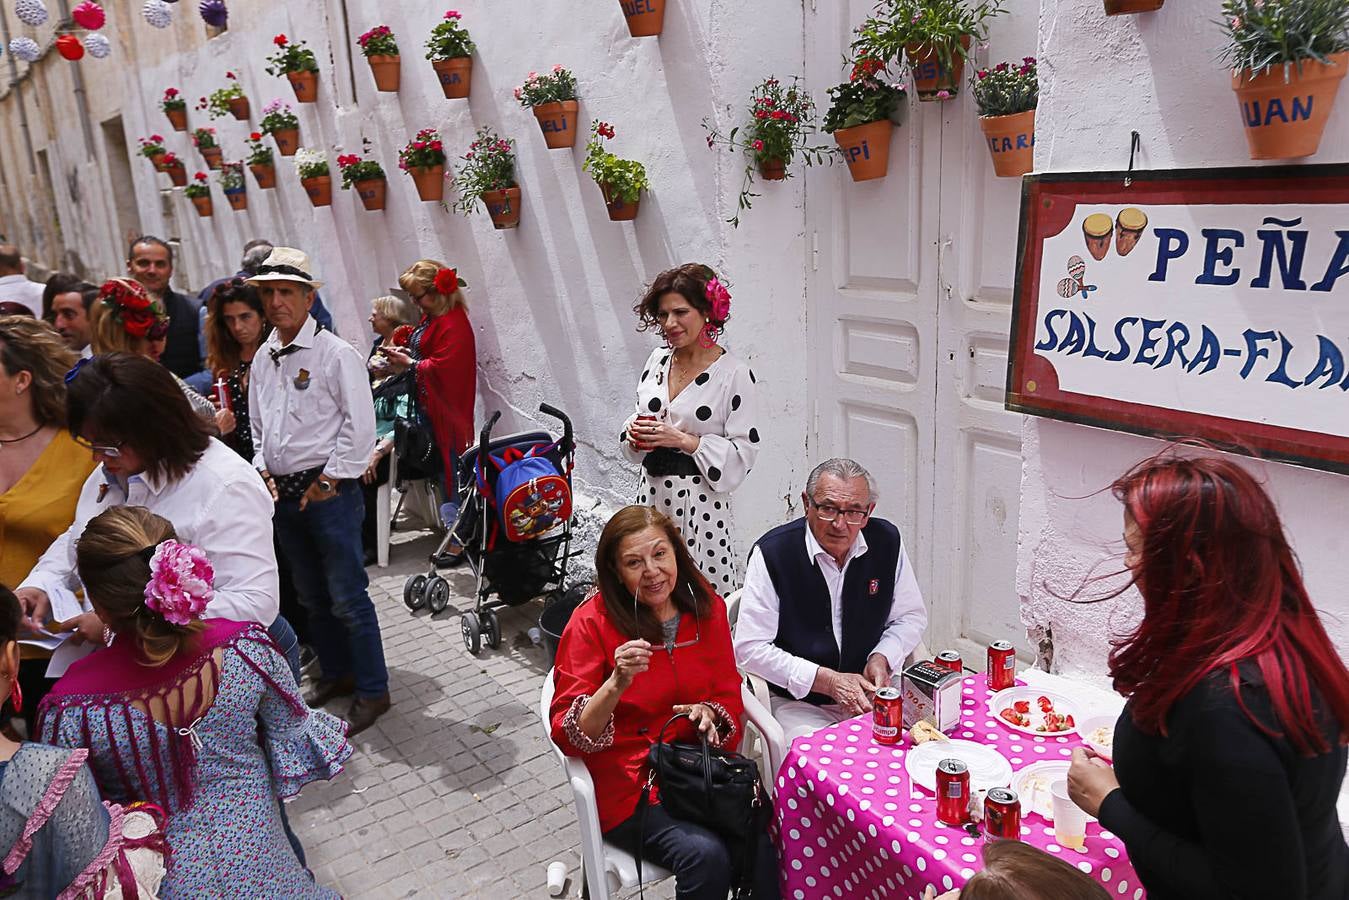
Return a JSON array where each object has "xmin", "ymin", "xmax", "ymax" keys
[{"xmin": 772, "ymin": 675, "xmax": 1144, "ymax": 899}]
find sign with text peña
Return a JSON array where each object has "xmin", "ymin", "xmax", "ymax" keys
[{"xmin": 1006, "ymin": 164, "xmax": 1349, "ymax": 475}]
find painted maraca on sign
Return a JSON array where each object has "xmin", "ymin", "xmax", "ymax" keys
[{"xmin": 72, "ymin": 1, "xmax": 105, "ymax": 29}]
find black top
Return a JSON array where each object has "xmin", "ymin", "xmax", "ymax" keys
[
  {"xmin": 1100, "ymin": 666, "xmax": 1348, "ymax": 899},
  {"xmin": 159, "ymin": 287, "xmax": 203, "ymax": 378}
]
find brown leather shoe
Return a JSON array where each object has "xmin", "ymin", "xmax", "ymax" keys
[
  {"xmin": 344, "ymin": 693, "xmax": 392, "ymax": 737},
  {"xmin": 304, "ymin": 676, "xmax": 356, "ymax": 708}
]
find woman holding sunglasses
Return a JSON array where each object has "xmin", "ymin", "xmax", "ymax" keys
[{"xmin": 549, "ymin": 505, "xmax": 779, "ymax": 900}]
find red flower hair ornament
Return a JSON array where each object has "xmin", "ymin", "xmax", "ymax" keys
[
  {"xmin": 98, "ymin": 278, "xmax": 168, "ymax": 339},
  {"xmin": 434, "ymin": 267, "xmax": 466, "ymax": 295}
]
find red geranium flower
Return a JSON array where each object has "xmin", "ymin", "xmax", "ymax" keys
[
  {"xmin": 434, "ymin": 267, "xmax": 458, "ymax": 295},
  {"xmin": 392, "ymin": 324, "xmax": 414, "ymax": 346},
  {"xmin": 273, "ymin": 34, "xmax": 288, "ymax": 46},
  {"xmin": 194, "ymin": 172, "xmax": 208, "ymax": 182},
  {"xmin": 250, "ymin": 132, "xmax": 263, "ymax": 141}
]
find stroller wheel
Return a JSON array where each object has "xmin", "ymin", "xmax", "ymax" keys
[
  {"xmin": 461, "ymin": 612, "xmax": 482, "ymax": 655},
  {"xmin": 482, "ymin": 609, "xmax": 501, "ymax": 650},
  {"xmin": 427, "ymin": 576, "xmax": 451, "ymax": 614},
  {"xmin": 403, "ymin": 575, "xmax": 428, "ymax": 611}
]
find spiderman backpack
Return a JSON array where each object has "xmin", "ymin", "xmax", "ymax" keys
[{"xmin": 483, "ymin": 444, "xmax": 573, "ymax": 543}]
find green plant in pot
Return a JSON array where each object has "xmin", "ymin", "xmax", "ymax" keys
[
  {"xmin": 358, "ymin": 25, "xmax": 401, "ymax": 92},
  {"xmin": 971, "ymin": 57, "xmax": 1037, "ymax": 177},
  {"xmin": 822, "ymin": 57, "xmax": 907, "ymax": 182},
  {"xmin": 294, "ymin": 148, "xmax": 332, "ymax": 207},
  {"xmin": 338, "ymin": 153, "xmax": 388, "ymax": 210},
  {"xmin": 452, "ymin": 126, "xmax": 522, "ymax": 229},
  {"xmin": 426, "ymin": 10, "xmax": 475, "ymax": 99},
  {"xmin": 219, "ymin": 161, "xmax": 248, "ymax": 210},
  {"xmin": 853, "ymin": 0, "xmax": 1007, "ymax": 101},
  {"xmin": 260, "ymin": 99, "xmax": 301, "ymax": 157},
  {"xmin": 582, "ymin": 120, "xmax": 650, "ymax": 221},
  {"xmin": 184, "ymin": 171, "xmax": 213, "ymax": 216},
  {"xmin": 245, "ymin": 132, "xmax": 277, "ymax": 189},
  {"xmin": 516, "ymin": 65, "xmax": 581, "ymax": 149},
  {"xmin": 206, "ymin": 72, "xmax": 249, "ymax": 121},
  {"xmin": 266, "ymin": 33, "xmax": 320, "ymax": 103}
]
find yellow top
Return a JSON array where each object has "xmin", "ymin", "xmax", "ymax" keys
[
  {"xmin": 0, "ymin": 430, "xmax": 96, "ymax": 591},
  {"xmin": 1083, "ymin": 213, "xmax": 1114, "ymax": 238},
  {"xmin": 1117, "ymin": 207, "xmax": 1148, "ymax": 231}
]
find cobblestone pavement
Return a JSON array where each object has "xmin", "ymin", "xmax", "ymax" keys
[{"xmin": 288, "ymin": 527, "xmax": 675, "ymax": 900}]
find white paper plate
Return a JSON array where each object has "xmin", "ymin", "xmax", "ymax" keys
[
  {"xmin": 905, "ymin": 739, "xmax": 1013, "ymax": 794},
  {"xmin": 1075, "ymin": 713, "xmax": 1117, "ymax": 761},
  {"xmin": 1011, "ymin": 760, "xmax": 1097, "ymax": 823},
  {"xmin": 986, "ymin": 687, "xmax": 1080, "ymax": 737}
]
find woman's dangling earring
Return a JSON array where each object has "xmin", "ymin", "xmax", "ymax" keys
[
  {"xmin": 697, "ymin": 324, "xmax": 717, "ymax": 349},
  {"xmin": 10, "ymin": 677, "xmax": 22, "ymax": 714}
]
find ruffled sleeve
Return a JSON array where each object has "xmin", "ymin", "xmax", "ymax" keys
[
  {"xmin": 691, "ymin": 357, "xmax": 759, "ymax": 494},
  {"xmin": 233, "ymin": 631, "xmax": 352, "ymax": 799}
]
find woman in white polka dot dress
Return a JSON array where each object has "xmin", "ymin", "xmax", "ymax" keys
[{"xmin": 621, "ymin": 263, "xmax": 760, "ymax": 597}]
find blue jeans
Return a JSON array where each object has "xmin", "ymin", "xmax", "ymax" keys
[
  {"xmin": 266, "ymin": 614, "xmax": 302, "ymax": 685},
  {"xmin": 274, "ymin": 480, "xmax": 388, "ymax": 698}
]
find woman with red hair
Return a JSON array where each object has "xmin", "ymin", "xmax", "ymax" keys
[{"xmin": 1068, "ymin": 453, "xmax": 1349, "ymax": 899}]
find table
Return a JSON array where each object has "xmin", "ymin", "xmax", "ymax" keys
[{"xmin": 772, "ymin": 674, "xmax": 1144, "ymax": 899}]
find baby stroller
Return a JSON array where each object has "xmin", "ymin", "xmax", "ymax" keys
[{"xmin": 402, "ymin": 403, "xmax": 581, "ymax": 655}]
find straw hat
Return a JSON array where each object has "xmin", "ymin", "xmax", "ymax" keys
[{"xmin": 244, "ymin": 247, "xmax": 324, "ymax": 289}]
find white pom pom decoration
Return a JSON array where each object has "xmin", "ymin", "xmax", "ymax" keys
[
  {"xmin": 142, "ymin": 0, "xmax": 172, "ymax": 28},
  {"xmin": 83, "ymin": 33, "xmax": 110, "ymax": 58},
  {"xmin": 14, "ymin": 0, "xmax": 49, "ymax": 27},
  {"xmin": 8, "ymin": 37, "xmax": 40, "ymax": 63}
]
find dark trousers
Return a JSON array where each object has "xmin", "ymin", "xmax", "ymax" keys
[
  {"xmin": 606, "ymin": 804, "xmax": 781, "ymax": 900},
  {"xmin": 274, "ymin": 480, "xmax": 389, "ymax": 699},
  {"xmin": 360, "ymin": 453, "xmax": 391, "ymax": 557}
]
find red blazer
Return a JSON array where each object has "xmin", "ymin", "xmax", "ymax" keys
[
  {"xmin": 549, "ymin": 591, "xmax": 745, "ymax": 833},
  {"xmin": 414, "ymin": 306, "xmax": 476, "ymax": 470}
]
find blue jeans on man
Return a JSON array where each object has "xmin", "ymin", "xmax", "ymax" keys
[{"xmin": 273, "ymin": 480, "xmax": 388, "ymax": 699}]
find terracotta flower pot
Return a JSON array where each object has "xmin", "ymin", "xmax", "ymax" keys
[
  {"xmin": 225, "ymin": 189, "xmax": 248, "ymax": 211},
  {"xmin": 287, "ymin": 70, "xmax": 319, "ymax": 104},
  {"xmin": 1232, "ymin": 52, "xmax": 1348, "ymax": 160},
  {"xmin": 250, "ymin": 163, "xmax": 277, "ymax": 189},
  {"xmin": 600, "ymin": 183, "xmax": 641, "ymax": 221},
  {"xmin": 620, "ymin": 0, "xmax": 666, "ymax": 37},
  {"xmin": 367, "ymin": 55, "xmax": 400, "ymax": 92},
  {"xmin": 355, "ymin": 178, "xmax": 388, "ymax": 210},
  {"xmin": 301, "ymin": 175, "xmax": 332, "ymax": 207},
  {"xmin": 483, "ymin": 187, "xmax": 522, "ymax": 229},
  {"xmin": 165, "ymin": 164, "xmax": 187, "ymax": 187},
  {"xmin": 833, "ymin": 119, "xmax": 894, "ymax": 182},
  {"xmin": 409, "ymin": 165, "xmax": 445, "ymax": 202},
  {"xmin": 979, "ymin": 109, "xmax": 1036, "ymax": 177},
  {"xmin": 1104, "ymin": 0, "xmax": 1163, "ymax": 13},
  {"xmin": 227, "ymin": 97, "xmax": 250, "ymax": 121},
  {"xmin": 533, "ymin": 100, "xmax": 580, "ymax": 149},
  {"xmin": 166, "ymin": 108, "xmax": 188, "ymax": 131},
  {"xmin": 758, "ymin": 158, "xmax": 786, "ymax": 180},
  {"xmin": 191, "ymin": 195, "xmax": 213, "ymax": 217},
  {"xmin": 271, "ymin": 128, "xmax": 300, "ymax": 157},
  {"xmin": 200, "ymin": 147, "xmax": 223, "ymax": 169},
  {"xmin": 906, "ymin": 36, "xmax": 972, "ymax": 101},
  {"xmin": 432, "ymin": 57, "xmax": 472, "ymax": 99},
  {"xmin": 149, "ymin": 152, "xmax": 168, "ymax": 172}
]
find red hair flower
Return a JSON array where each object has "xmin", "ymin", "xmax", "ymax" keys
[
  {"xmin": 705, "ymin": 277, "xmax": 731, "ymax": 323},
  {"xmin": 434, "ymin": 267, "xmax": 459, "ymax": 295},
  {"xmin": 392, "ymin": 324, "xmax": 414, "ymax": 347},
  {"xmin": 98, "ymin": 279, "xmax": 161, "ymax": 338}
]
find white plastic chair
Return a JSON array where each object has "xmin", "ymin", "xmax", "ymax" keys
[
  {"xmin": 540, "ymin": 668, "xmax": 785, "ymax": 900},
  {"xmin": 374, "ymin": 446, "xmax": 398, "ymax": 568}
]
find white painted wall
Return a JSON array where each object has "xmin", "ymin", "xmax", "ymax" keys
[{"xmin": 1024, "ymin": 0, "xmax": 1349, "ymax": 680}]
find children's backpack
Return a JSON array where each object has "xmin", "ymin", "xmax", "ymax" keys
[{"xmin": 485, "ymin": 445, "xmax": 572, "ymax": 542}]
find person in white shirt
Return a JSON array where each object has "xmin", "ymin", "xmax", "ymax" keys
[
  {"xmin": 733, "ymin": 458, "xmax": 927, "ymax": 743},
  {"xmin": 0, "ymin": 245, "xmax": 46, "ymax": 317},
  {"xmin": 246, "ymin": 247, "xmax": 390, "ymax": 737},
  {"xmin": 15, "ymin": 353, "xmax": 292, "ymax": 665}
]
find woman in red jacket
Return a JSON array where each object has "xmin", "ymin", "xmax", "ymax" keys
[{"xmin": 550, "ymin": 506, "xmax": 778, "ymax": 900}]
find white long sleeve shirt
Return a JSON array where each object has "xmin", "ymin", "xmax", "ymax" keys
[
  {"xmin": 248, "ymin": 315, "xmax": 375, "ymax": 480},
  {"xmin": 733, "ymin": 522, "xmax": 927, "ymax": 699},
  {"xmin": 20, "ymin": 438, "xmax": 280, "ymax": 625}
]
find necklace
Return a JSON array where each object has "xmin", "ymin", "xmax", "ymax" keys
[{"xmin": 0, "ymin": 422, "xmax": 42, "ymax": 447}]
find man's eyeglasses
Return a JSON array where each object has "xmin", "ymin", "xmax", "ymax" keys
[
  {"xmin": 73, "ymin": 436, "xmax": 125, "ymax": 458},
  {"xmin": 808, "ymin": 497, "xmax": 871, "ymax": 525}
]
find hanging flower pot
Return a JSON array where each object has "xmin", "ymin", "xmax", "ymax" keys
[
  {"xmin": 165, "ymin": 162, "xmax": 188, "ymax": 187},
  {"xmin": 190, "ymin": 195, "xmax": 213, "ymax": 217},
  {"xmin": 149, "ymin": 151, "xmax": 168, "ymax": 172},
  {"xmin": 906, "ymin": 36, "xmax": 972, "ymax": 101},
  {"xmin": 483, "ymin": 187, "xmax": 522, "ymax": 229},
  {"xmin": 532, "ymin": 100, "xmax": 580, "ymax": 149},
  {"xmin": 287, "ymin": 71, "xmax": 318, "ymax": 103},
  {"xmin": 426, "ymin": 12, "xmax": 475, "ymax": 97},
  {"xmin": 980, "ymin": 109, "xmax": 1035, "ymax": 177},
  {"xmin": 1104, "ymin": 0, "xmax": 1164, "ymax": 13},
  {"xmin": 227, "ymin": 97, "xmax": 250, "ymax": 120},
  {"xmin": 619, "ymin": 0, "xmax": 666, "ymax": 37},
  {"xmin": 584, "ymin": 122, "xmax": 650, "ymax": 223},
  {"xmin": 432, "ymin": 58, "xmax": 472, "ymax": 99},
  {"xmin": 200, "ymin": 147, "xmax": 224, "ymax": 169},
  {"xmin": 367, "ymin": 55, "xmax": 400, "ymax": 92},
  {"xmin": 250, "ymin": 163, "xmax": 276, "ymax": 189},
  {"xmin": 409, "ymin": 165, "xmax": 445, "ymax": 202},
  {"xmin": 271, "ymin": 128, "xmax": 300, "ymax": 157},
  {"xmin": 972, "ymin": 59, "xmax": 1038, "ymax": 177},
  {"xmin": 757, "ymin": 158, "xmax": 786, "ymax": 180},
  {"xmin": 355, "ymin": 178, "xmax": 388, "ymax": 210},
  {"xmin": 165, "ymin": 107, "xmax": 188, "ymax": 131},
  {"xmin": 225, "ymin": 189, "xmax": 247, "ymax": 211},
  {"xmin": 832, "ymin": 119, "xmax": 894, "ymax": 182},
  {"xmin": 1232, "ymin": 53, "xmax": 1348, "ymax": 160},
  {"xmin": 301, "ymin": 175, "xmax": 332, "ymax": 207},
  {"xmin": 600, "ymin": 183, "xmax": 641, "ymax": 221}
]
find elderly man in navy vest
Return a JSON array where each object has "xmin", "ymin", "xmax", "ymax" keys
[{"xmin": 733, "ymin": 458, "xmax": 927, "ymax": 742}]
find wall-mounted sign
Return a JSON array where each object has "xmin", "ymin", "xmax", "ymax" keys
[{"xmin": 1006, "ymin": 164, "xmax": 1349, "ymax": 476}]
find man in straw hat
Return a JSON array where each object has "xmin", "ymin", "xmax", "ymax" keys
[{"xmin": 246, "ymin": 247, "xmax": 391, "ymax": 736}]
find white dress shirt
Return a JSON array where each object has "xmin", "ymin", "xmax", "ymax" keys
[
  {"xmin": 248, "ymin": 315, "xmax": 375, "ymax": 480},
  {"xmin": 733, "ymin": 521, "xmax": 927, "ymax": 699},
  {"xmin": 20, "ymin": 438, "xmax": 280, "ymax": 625},
  {"xmin": 0, "ymin": 274, "xmax": 44, "ymax": 317}
]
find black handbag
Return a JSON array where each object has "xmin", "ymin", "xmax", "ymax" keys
[
  {"xmin": 391, "ymin": 369, "xmax": 442, "ymax": 484},
  {"xmin": 635, "ymin": 713, "xmax": 770, "ymax": 899}
]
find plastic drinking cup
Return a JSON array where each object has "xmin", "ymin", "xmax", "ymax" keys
[{"xmin": 1050, "ymin": 779, "xmax": 1087, "ymax": 850}]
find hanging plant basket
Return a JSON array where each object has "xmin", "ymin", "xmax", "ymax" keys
[
  {"xmin": 483, "ymin": 187, "xmax": 522, "ymax": 229},
  {"xmin": 272, "ymin": 128, "xmax": 300, "ymax": 157},
  {"xmin": 227, "ymin": 97, "xmax": 250, "ymax": 121},
  {"xmin": 619, "ymin": 0, "xmax": 666, "ymax": 37},
  {"xmin": 355, "ymin": 178, "xmax": 388, "ymax": 210},
  {"xmin": 757, "ymin": 158, "xmax": 786, "ymax": 180},
  {"xmin": 149, "ymin": 152, "xmax": 168, "ymax": 172},
  {"xmin": 1104, "ymin": 0, "xmax": 1164, "ymax": 13},
  {"xmin": 409, "ymin": 165, "xmax": 445, "ymax": 202},
  {"xmin": 287, "ymin": 71, "xmax": 319, "ymax": 103},
  {"xmin": 165, "ymin": 163, "xmax": 187, "ymax": 187},
  {"xmin": 832, "ymin": 119, "xmax": 893, "ymax": 182},
  {"xmin": 1232, "ymin": 53, "xmax": 1348, "ymax": 160},
  {"xmin": 432, "ymin": 58, "xmax": 472, "ymax": 99},
  {"xmin": 533, "ymin": 101, "xmax": 580, "ymax": 149},
  {"xmin": 225, "ymin": 189, "xmax": 247, "ymax": 211},
  {"xmin": 250, "ymin": 164, "xmax": 276, "ymax": 189},
  {"xmin": 906, "ymin": 36, "xmax": 972, "ymax": 101},
  {"xmin": 979, "ymin": 109, "xmax": 1035, "ymax": 177},
  {"xmin": 191, "ymin": 195, "xmax": 213, "ymax": 217},
  {"xmin": 368, "ymin": 55, "xmax": 400, "ymax": 92},
  {"xmin": 301, "ymin": 175, "xmax": 332, "ymax": 206},
  {"xmin": 599, "ymin": 183, "xmax": 641, "ymax": 221},
  {"xmin": 200, "ymin": 147, "xmax": 224, "ymax": 169},
  {"xmin": 166, "ymin": 108, "xmax": 188, "ymax": 131}
]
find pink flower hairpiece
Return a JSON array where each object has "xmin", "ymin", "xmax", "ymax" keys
[
  {"xmin": 705, "ymin": 277, "xmax": 732, "ymax": 324},
  {"xmin": 144, "ymin": 540, "xmax": 214, "ymax": 625}
]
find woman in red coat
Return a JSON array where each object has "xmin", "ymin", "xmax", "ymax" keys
[{"xmin": 549, "ymin": 506, "xmax": 779, "ymax": 900}]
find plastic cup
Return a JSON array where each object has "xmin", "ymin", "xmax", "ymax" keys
[
  {"xmin": 1050, "ymin": 779, "xmax": 1087, "ymax": 850},
  {"xmin": 546, "ymin": 860, "xmax": 567, "ymax": 896}
]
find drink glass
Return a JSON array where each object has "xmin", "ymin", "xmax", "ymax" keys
[{"xmin": 1050, "ymin": 779, "xmax": 1087, "ymax": 850}]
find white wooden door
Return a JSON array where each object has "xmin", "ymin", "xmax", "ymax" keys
[{"xmin": 807, "ymin": 4, "xmax": 1032, "ymax": 665}]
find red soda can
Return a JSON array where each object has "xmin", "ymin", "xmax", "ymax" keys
[
  {"xmin": 987, "ymin": 640, "xmax": 1016, "ymax": 691},
  {"xmin": 632, "ymin": 414, "xmax": 658, "ymax": 451},
  {"xmin": 935, "ymin": 758, "xmax": 971, "ymax": 825},
  {"xmin": 872, "ymin": 686, "xmax": 901, "ymax": 745},
  {"xmin": 934, "ymin": 650, "xmax": 962, "ymax": 674},
  {"xmin": 984, "ymin": 787, "xmax": 1022, "ymax": 840},
  {"xmin": 213, "ymin": 378, "xmax": 232, "ymax": 414}
]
